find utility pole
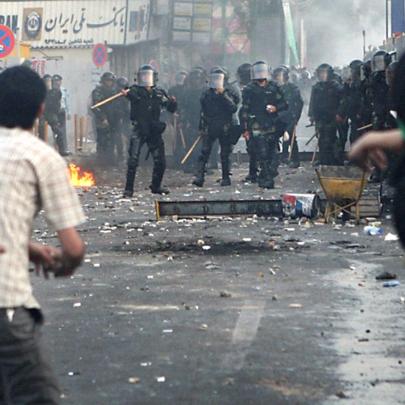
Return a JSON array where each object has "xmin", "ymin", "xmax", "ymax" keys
[
  {"xmin": 386, "ymin": 0, "xmax": 390, "ymax": 41},
  {"xmin": 221, "ymin": 0, "xmax": 227, "ymax": 65},
  {"xmin": 362, "ymin": 29, "xmax": 366, "ymax": 58}
]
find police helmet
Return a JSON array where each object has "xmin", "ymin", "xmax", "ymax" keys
[
  {"xmin": 209, "ymin": 67, "xmax": 226, "ymax": 89},
  {"xmin": 101, "ymin": 71, "xmax": 115, "ymax": 82},
  {"xmin": 116, "ymin": 76, "xmax": 129, "ymax": 89},
  {"xmin": 137, "ymin": 64, "xmax": 155, "ymax": 87},
  {"xmin": 316, "ymin": 63, "xmax": 333, "ymax": 81},
  {"xmin": 372, "ymin": 50, "xmax": 391, "ymax": 72},
  {"xmin": 273, "ymin": 66, "xmax": 289, "ymax": 84},
  {"xmin": 175, "ymin": 70, "xmax": 188, "ymax": 85},
  {"xmin": 252, "ymin": 61, "xmax": 269, "ymax": 80},
  {"xmin": 237, "ymin": 63, "xmax": 252, "ymax": 86}
]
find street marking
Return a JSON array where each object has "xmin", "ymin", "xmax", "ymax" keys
[
  {"xmin": 223, "ymin": 299, "xmax": 266, "ymax": 370},
  {"xmin": 232, "ymin": 300, "xmax": 266, "ymax": 343}
]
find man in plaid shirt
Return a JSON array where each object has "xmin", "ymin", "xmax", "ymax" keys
[{"xmin": 0, "ymin": 66, "xmax": 86, "ymax": 404}]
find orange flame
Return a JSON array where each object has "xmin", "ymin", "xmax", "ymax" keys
[{"xmin": 68, "ymin": 163, "xmax": 96, "ymax": 187}]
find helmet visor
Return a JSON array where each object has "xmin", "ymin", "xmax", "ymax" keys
[
  {"xmin": 138, "ymin": 70, "xmax": 154, "ymax": 87},
  {"xmin": 209, "ymin": 73, "xmax": 225, "ymax": 89},
  {"xmin": 252, "ymin": 63, "xmax": 269, "ymax": 80},
  {"xmin": 374, "ymin": 55, "xmax": 386, "ymax": 72},
  {"xmin": 318, "ymin": 69, "xmax": 329, "ymax": 82}
]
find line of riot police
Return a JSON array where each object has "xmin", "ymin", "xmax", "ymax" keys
[
  {"xmin": 89, "ymin": 49, "xmax": 397, "ymax": 198},
  {"xmin": 308, "ymin": 50, "xmax": 398, "ymax": 178}
]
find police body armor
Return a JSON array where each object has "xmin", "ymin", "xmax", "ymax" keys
[
  {"xmin": 91, "ymin": 85, "xmax": 117, "ymax": 128},
  {"xmin": 309, "ymin": 81, "xmax": 342, "ymax": 123},
  {"xmin": 370, "ymin": 71, "xmax": 390, "ymax": 129},
  {"xmin": 127, "ymin": 85, "xmax": 176, "ymax": 138},
  {"xmin": 242, "ymin": 81, "xmax": 288, "ymax": 134},
  {"xmin": 200, "ymin": 88, "xmax": 239, "ymax": 134}
]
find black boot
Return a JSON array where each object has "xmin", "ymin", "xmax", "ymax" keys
[
  {"xmin": 193, "ymin": 160, "xmax": 206, "ymax": 187},
  {"xmin": 150, "ymin": 184, "xmax": 170, "ymax": 195},
  {"xmin": 124, "ymin": 168, "xmax": 136, "ymax": 197},
  {"xmin": 220, "ymin": 154, "xmax": 231, "ymax": 187},
  {"xmin": 247, "ymin": 156, "xmax": 258, "ymax": 183},
  {"xmin": 258, "ymin": 161, "xmax": 275, "ymax": 189}
]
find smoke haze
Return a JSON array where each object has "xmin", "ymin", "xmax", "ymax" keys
[{"xmin": 303, "ymin": 0, "xmax": 385, "ymax": 66}]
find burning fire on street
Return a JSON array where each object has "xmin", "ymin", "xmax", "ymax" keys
[{"xmin": 69, "ymin": 163, "xmax": 96, "ymax": 187}]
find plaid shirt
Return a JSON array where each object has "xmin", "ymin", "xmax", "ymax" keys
[{"xmin": 0, "ymin": 127, "xmax": 86, "ymax": 309}]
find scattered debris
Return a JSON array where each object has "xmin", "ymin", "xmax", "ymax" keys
[
  {"xmin": 289, "ymin": 303, "xmax": 302, "ymax": 308},
  {"xmin": 383, "ymin": 280, "xmax": 400, "ymax": 288},
  {"xmin": 364, "ymin": 226, "xmax": 383, "ymax": 236},
  {"xmin": 68, "ymin": 371, "xmax": 80, "ymax": 376},
  {"xmin": 384, "ymin": 233, "xmax": 399, "ymax": 242},
  {"xmin": 376, "ymin": 272, "xmax": 397, "ymax": 281},
  {"xmin": 335, "ymin": 391, "xmax": 349, "ymax": 399}
]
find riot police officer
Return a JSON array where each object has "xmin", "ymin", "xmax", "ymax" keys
[
  {"xmin": 338, "ymin": 60, "xmax": 364, "ymax": 147},
  {"xmin": 38, "ymin": 74, "xmax": 52, "ymax": 142},
  {"xmin": 359, "ymin": 60, "xmax": 374, "ymax": 136},
  {"xmin": 44, "ymin": 74, "xmax": 70, "ymax": 156},
  {"xmin": 169, "ymin": 71, "xmax": 188, "ymax": 102},
  {"xmin": 236, "ymin": 63, "xmax": 258, "ymax": 182},
  {"xmin": 274, "ymin": 66, "xmax": 304, "ymax": 168},
  {"xmin": 370, "ymin": 51, "xmax": 392, "ymax": 130},
  {"xmin": 123, "ymin": 65, "xmax": 177, "ymax": 197},
  {"xmin": 309, "ymin": 64, "xmax": 343, "ymax": 165},
  {"xmin": 115, "ymin": 76, "xmax": 131, "ymax": 159},
  {"xmin": 182, "ymin": 67, "xmax": 208, "ymax": 172},
  {"xmin": 91, "ymin": 72, "xmax": 118, "ymax": 163},
  {"xmin": 169, "ymin": 71, "xmax": 188, "ymax": 165},
  {"xmin": 192, "ymin": 68, "xmax": 240, "ymax": 188},
  {"xmin": 240, "ymin": 61, "xmax": 288, "ymax": 189}
]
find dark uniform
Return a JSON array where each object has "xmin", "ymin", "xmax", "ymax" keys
[
  {"xmin": 193, "ymin": 70, "xmax": 240, "ymax": 187},
  {"xmin": 338, "ymin": 60, "xmax": 364, "ymax": 146},
  {"xmin": 39, "ymin": 74, "xmax": 52, "ymax": 142},
  {"xmin": 169, "ymin": 71, "xmax": 188, "ymax": 165},
  {"xmin": 370, "ymin": 73, "xmax": 390, "ymax": 130},
  {"xmin": 359, "ymin": 60, "xmax": 374, "ymax": 135},
  {"xmin": 240, "ymin": 62, "xmax": 288, "ymax": 189},
  {"xmin": 123, "ymin": 65, "xmax": 177, "ymax": 197},
  {"xmin": 115, "ymin": 77, "xmax": 131, "ymax": 161},
  {"xmin": 44, "ymin": 74, "xmax": 69, "ymax": 155},
  {"xmin": 274, "ymin": 67, "xmax": 304, "ymax": 167},
  {"xmin": 309, "ymin": 64, "xmax": 343, "ymax": 166},
  {"xmin": 91, "ymin": 72, "xmax": 118, "ymax": 164},
  {"xmin": 182, "ymin": 68, "xmax": 207, "ymax": 172}
]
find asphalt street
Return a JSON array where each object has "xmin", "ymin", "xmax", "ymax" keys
[{"xmin": 32, "ymin": 162, "xmax": 405, "ymax": 405}]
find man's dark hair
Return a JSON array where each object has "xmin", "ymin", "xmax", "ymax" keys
[
  {"xmin": 0, "ymin": 66, "xmax": 46, "ymax": 129},
  {"xmin": 392, "ymin": 53, "xmax": 405, "ymax": 123},
  {"xmin": 390, "ymin": 53, "xmax": 405, "ymax": 248}
]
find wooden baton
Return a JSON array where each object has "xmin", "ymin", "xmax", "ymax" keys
[
  {"xmin": 181, "ymin": 134, "xmax": 202, "ymax": 165},
  {"xmin": 288, "ymin": 126, "xmax": 297, "ymax": 161},
  {"xmin": 357, "ymin": 123, "xmax": 373, "ymax": 131},
  {"xmin": 91, "ymin": 92, "xmax": 125, "ymax": 110}
]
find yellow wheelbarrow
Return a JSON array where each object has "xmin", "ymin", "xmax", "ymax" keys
[{"xmin": 316, "ymin": 166, "xmax": 368, "ymax": 224}]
